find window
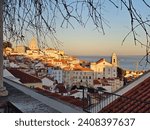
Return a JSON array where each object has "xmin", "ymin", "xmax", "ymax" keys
[
  {"xmin": 108, "ymin": 68, "xmax": 110, "ymax": 74},
  {"xmin": 103, "ymin": 68, "xmax": 105, "ymax": 72},
  {"xmin": 30, "ymin": 85, "xmax": 34, "ymax": 89}
]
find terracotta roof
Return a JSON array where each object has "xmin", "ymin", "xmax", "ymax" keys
[
  {"xmin": 36, "ymin": 68, "xmax": 47, "ymax": 72},
  {"xmin": 60, "ymin": 59, "xmax": 67, "ymax": 64},
  {"xmin": 70, "ymin": 90, "xmax": 79, "ymax": 95},
  {"xmin": 99, "ymin": 77, "xmax": 150, "ymax": 113},
  {"xmin": 101, "ymin": 79, "xmax": 109, "ymax": 84},
  {"xmin": 96, "ymin": 58, "xmax": 105, "ymax": 64},
  {"xmin": 55, "ymin": 83, "xmax": 68, "ymax": 93},
  {"xmin": 46, "ymin": 63, "xmax": 54, "ymax": 67},
  {"xmin": 35, "ymin": 88, "xmax": 88, "ymax": 108},
  {"xmin": 45, "ymin": 48, "xmax": 55, "ymax": 50},
  {"xmin": 63, "ymin": 67, "xmax": 71, "ymax": 71},
  {"xmin": 53, "ymin": 59, "xmax": 61, "ymax": 62},
  {"xmin": 8, "ymin": 69, "xmax": 42, "ymax": 84},
  {"xmin": 93, "ymin": 80, "xmax": 101, "ymax": 85},
  {"xmin": 74, "ymin": 64, "xmax": 81, "ymax": 68},
  {"xmin": 46, "ymin": 76, "xmax": 54, "ymax": 81},
  {"xmin": 35, "ymin": 88, "xmax": 62, "ymax": 98},
  {"xmin": 73, "ymin": 66, "xmax": 93, "ymax": 71}
]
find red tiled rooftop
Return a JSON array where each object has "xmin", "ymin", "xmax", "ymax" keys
[
  {"xmin": 8, "ymin": 69, "xmax": 42, "ymax": 83},
  {"xmin": 73, "ymin": 67, "xmax": 93, "ymax": 71},
  {"xmin": 55, "ymin": 83, "xmax": 68, "ymax": 93},
  {"xmin": 96, "ymin": 58, "xmax": 105, "ymax": 64},
  {"xmin": 35, "ymin": 88, "xmax": 88, "ymax": 108},
  {"xmin": 69, "ymin": 90, "xmax": 79, "ymax": 95},
  {"xmin": 99, "ymin": 77, "xmax": 150, "ymax": 113},
  {"xmin": 93, "ymin": 80, "xmax": 101, "ymax": 85}
]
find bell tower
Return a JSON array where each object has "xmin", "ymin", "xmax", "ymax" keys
[
  {"xmin": 111, "ymin": 52, "xmax": 118, "ymax": 66},
  {"xmin": 29, "ymin": 37, "xmax": 39, "ymax": 50}
]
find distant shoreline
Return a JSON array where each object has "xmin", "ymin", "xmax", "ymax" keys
[
  {"xmin": 74, "ymin": 55, "xmax": 146, "ymax": 57},
  {"xmin": 76, "ymin": 55, "xmax": 150, "ymax": 71}
]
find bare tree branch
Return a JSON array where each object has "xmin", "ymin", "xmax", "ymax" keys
[{"xmin": 3, "ymin": 0, "xmax": 150, "ymax": 63}]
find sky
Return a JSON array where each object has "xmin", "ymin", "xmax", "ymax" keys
[
  {"xmin": 10, "ymin": 1, "xmax": 149, "ymax": 56},
  {"xmin": 51, "ymin": 1, "xmax": 150, "ymax": 56}
]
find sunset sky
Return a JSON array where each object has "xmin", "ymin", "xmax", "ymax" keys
[
  {"xmin": 54, "ymin": 1, "xmax": 149, "ymax": 56},
  {"xmin": 18, "ymin": 1, "xmax": 149, "ymax": 56}
]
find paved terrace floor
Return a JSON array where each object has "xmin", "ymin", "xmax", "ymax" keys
[{"xmin": 0, "ymin": 78, "xmax": 85, "ymax": 113}]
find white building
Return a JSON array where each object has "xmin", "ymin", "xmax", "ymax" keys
[
  {"xmin": 44, "ymin": 48, "xmax": 57, "ymax": 55},
  {"xmin": 14, "ymin": 45, "xmax": 27, "ymax": 54},
  {"xmin": 68, "ymin": 57, "xmax": 80, "ymax": 65},
  {"xmin": 9, "ymin": 62, "xmax": 19, "ymax": 68},
  {"xmin": 53, "ymin": 59, "xmax": 63, "ymax": 67},
  {"xmin": 63, "ymin": 66, "xmax": 94, "ymax": 88},
  {"xmin": 34, "ymin": 62, "xmax": 45, "ymax": 70},
  {"xmin": 4, "ymin": 47, "xmax": 13, "ymax": 55},
  {"xmin": 3, "ymin": 59, "xmax": 10, "ymax": 68},
  {"xmin": 107, "ymin": 78, "xmax": 124, "ymax": 92},
  {"xmin": 73, "ymin": 67, "xmax": 94, "ymax": 87},
  {"xmin": 41, "ymin": 77, "xmax": 54, "ymax": 88},
  {"xmin": 43, "ymin": 48, "xmax": 61, "ymax": 59},
  {"xmin": 90, "ymin": 53, "xmax": 118, "ymax": 79},
  {"xmin": 52, "ymin": 68, "xmax": 63, "ymax": 83},
  {"xmin": 93, "ymin": 79, "xmax": 112, "ymax": 93},
  {"xmin": 70, "ymin": 90, "xmax": 84, "ymax": 99}
]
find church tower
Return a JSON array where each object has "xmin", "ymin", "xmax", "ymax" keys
[
  {"xmin": 28, "ymin": 37, "xmax": 39, "ymax": 50},
  {"xmin": 111, "ymin": 52, "xmax": 118, "ymax": 66}
]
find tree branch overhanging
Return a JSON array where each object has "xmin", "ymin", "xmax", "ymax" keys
[{"xmin": 3, "ymin": 0, "xmax": 150, "ymax": 63}]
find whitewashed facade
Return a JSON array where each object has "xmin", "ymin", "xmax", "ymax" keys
[
  {"xmin": 41, "ymin": 77, "xmax": 54, "ymax": 87},
  {"xmin": 90, "ymin": 53, "xmax": 118, "ymax": 79},
  {"xmin": 52, "ymin": 68, "xmax": 63, "ymax": 83},
  {"xmin": 3, "ymin": 59, "xmax": 10, "ymax": 68},
  {"xmin": 63, "ymin": 68, "xmax": 94, "ymax": 88}
]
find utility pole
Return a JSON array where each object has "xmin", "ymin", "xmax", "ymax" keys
[{"xmin": 0, "ymin": 0, "xmax": 8, "ymax": 96}]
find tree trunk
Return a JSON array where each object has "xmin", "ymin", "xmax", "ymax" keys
[{"xmin": 0, "ymin": 0, "xmax": 8, "ymax": 96}]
